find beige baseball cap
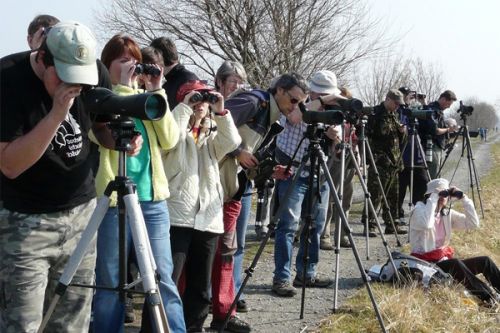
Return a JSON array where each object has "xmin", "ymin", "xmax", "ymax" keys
[{"xmin": 46, "ymin": 21, "xmax": 98, "ymax": 85}]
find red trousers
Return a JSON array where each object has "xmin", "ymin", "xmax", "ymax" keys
[{"xmin": 211, "ymin": 200, "xmax": 242, "ymax": 320}]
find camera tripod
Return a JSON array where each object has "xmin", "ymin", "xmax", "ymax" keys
[
  {"xmin": 38, "ymin": 118, "xmax": 169, "ymax": 333},
  {"xmin": 396, "ymin": 119, "xmax": 431, "ymax": 224},
  {"xmin": 222, "ymin": 122, "xmax": 400, "ymax": 333},
  {"xmin": 357, "ymin": 116, "xmax": 403, "ymax": 260},
  {"xmin": 437, "ymin": 116, "xmax": 485, "ymax": 218},
  {"xmin": 331, "ymin": 119, "xmax": 404, "ymax": 313}
]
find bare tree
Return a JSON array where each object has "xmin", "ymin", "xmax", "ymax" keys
[
  {"xmin": 353, "ymin": 54, "xmax": 445, "ymax": 106},
  {"xmin": 95, "ymin": 0, "xmax": 391, "ymax": 87}
]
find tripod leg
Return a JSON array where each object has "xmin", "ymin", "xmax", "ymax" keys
[
  {"xmin": 221, "ymin": 161, "xmax": 308, "ymax": 330},
  {"xmin": 124, "ymin": 194, "xmax": 169, "ymax": 333},
  {"xmin": 38, "ymin": 197, "xmax": 110, "ymax": 333},
  {"xmin": 317, "ymin": 151, "xmax": 388, "ymax": 333},
  {"xmin": 464, "ymin": 128, "xmax": 485, "ymax": 218}
]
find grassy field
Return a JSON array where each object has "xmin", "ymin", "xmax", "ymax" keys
[{"xmin": 318, "ymin": 143, "xmax": 500, "ymax": 333}]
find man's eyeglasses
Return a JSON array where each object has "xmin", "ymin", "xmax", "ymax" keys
[{"xmin": 286, "ymin": 90, "xmax": 300, "ymax": 104}]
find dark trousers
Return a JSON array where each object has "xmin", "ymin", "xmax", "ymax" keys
[
  {"xmin": 172, "ymin": 227, "xmax": 219, "ymax": 332},
  {"xmin": 437, "ymin": 256, "xmax": 500, "ymax": 302},
  {"xmin": 398, "ymin": 166, "xmax": 429, "ymax": 216}
]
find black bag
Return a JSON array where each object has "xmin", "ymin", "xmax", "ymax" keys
[{"xmin": 369, "ymin": 251, "xmax": 452, "ymax": 287}]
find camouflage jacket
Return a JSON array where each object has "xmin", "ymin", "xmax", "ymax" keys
[{"xmin": 366, "ymin": 102, "xmax": 407, "ymax": 171}]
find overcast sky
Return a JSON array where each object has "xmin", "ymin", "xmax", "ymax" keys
[{"xmin": 2, "ymin": 0, "xmax": 499, "ymax": 106}]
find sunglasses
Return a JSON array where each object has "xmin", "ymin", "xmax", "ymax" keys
[{"xmin": 286, "ymin": 90, "xmax": 300, "ymax": 104}]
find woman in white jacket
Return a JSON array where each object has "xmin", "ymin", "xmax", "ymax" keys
[
  {"xmin": 410, "ymin": 178, "xmax": 499, "ymax": 306},
  {"xmin": 163, "ymin": 80, "xmax": 241, "ymax": 332}
]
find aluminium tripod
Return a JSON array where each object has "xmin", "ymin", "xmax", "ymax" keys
[
  {"xmin": 38, "ymin": 118, "xmax": 169, "ymax": 333},
  {"xmin": 222, "ymin": 122, "xmax": 400, "ymax": 333},
  {"xmin": 331, "ymin": 119, "xmax": 404, "ymax": 313},
  {"xmin": 357, "ymin": 116, "xmax": 403, "ymax": 260},
  {"xmin": 437, "ymin": 116, "xmax": 485, "ymax": 217}
]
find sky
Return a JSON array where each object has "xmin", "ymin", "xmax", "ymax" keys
[{"xmin": 1, "ymin": 0, "xmax": 499, "ymax": 106}]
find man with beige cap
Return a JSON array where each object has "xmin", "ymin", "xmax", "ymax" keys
[{"xmin": 0, "ymin": 21, "xmax": 137, "ymax": 332}]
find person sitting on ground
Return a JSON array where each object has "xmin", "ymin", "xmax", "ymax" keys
[{"xmin": 410, "ymin": 178, "xmax": 500, "ymax": 306}]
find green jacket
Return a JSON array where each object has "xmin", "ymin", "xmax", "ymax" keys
[
  {"xmin": 367, "ymin": 102, "xmax": 407, "ymax": 171},
  {"xmin": 93, "ymin": 84, "xmax": 179, "ymax": 206}
]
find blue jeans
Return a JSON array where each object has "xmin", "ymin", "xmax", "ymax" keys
[
  {"xmin": 93, "ymin": 200, "xmax": 185, "ymax": 333},
  {"xmin": 273, "ymin": 176, "xmax": 329, "ymax": 282},
  {"xmin": 233, "ymin": 183, "xmax": 253, "ymax": 300}
]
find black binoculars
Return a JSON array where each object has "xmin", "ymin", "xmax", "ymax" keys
[
  {"xmin": 438, "ymin": 189, "xmax": 464, "ymax": 199},
  {"xmin": 190, "ymin": 91, "xmax": 219, "ymax": 104}
]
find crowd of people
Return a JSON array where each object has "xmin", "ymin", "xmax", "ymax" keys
[{"xmin": 0, "ymin": 14, "xmax": 498, "ymax": 333}]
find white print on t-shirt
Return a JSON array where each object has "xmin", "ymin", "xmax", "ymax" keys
[{"xmin": 50, "ymin": 113, "xmax": 83, "ymax": 158}]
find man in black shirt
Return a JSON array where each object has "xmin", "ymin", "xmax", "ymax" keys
[
  {"xmin": 418, "ymin": 90, "xmax": 458, "ymax": 178},
  {"xmin": 0, "ymin": 21, "xmax": 141, "ymax": 332},
  {"xmin": 150, "ymin": 37, "xmax": 198, "ymax": 109}
]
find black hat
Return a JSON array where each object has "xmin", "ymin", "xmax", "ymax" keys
[{"xmin": 398, "ymin": 86, "xmax": 412, "ymax": 96}]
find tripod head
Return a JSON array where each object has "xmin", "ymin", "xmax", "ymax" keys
[{"xmin": 107, "ymin": 116, "xmax": 141, "ymax": 152}]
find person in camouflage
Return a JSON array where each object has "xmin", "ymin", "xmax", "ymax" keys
[{"xmin": 364, "ymin": 89, "xmax": 408, "ymax": 236}]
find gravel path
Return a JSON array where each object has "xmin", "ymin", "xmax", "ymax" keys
[
  {"xmin": 124, "ymin": 132, "xmax": 498, "ymax": 333},
  {"xmin": 218, "ymin": 132, "xmax": 498, "ymax": 333}
]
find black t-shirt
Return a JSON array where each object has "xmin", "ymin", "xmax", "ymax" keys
[
  {"xmin": 163, "ymin": 63, "xmax": 198, "ymax": 109},
  {"xmin": 0, "ymin": 51, "xmax": 108, "ymax": 213}
]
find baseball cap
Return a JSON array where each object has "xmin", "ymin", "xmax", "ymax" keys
[
  {"xmin": 398, "ymin": 86, "xmax": 412, "ymax": 96},
  {"xmin": 176, "ymin": 80, "xmax": 213, "ymax": 103},
  {"xmin": 387, "ymin": 89, "xmax": 405, "ymax": 105},
  {"xmin": 425, "ymin": 178, "xmax": 450, "ymax": 195},
  {"xmin": 309, "ymin": 70, "xmax": 341, "ymax": 95},
  {"xmin": 46, "ymin": 21, "xmax": 98, "ymax": 85},
  {"xmin": 440, "ymin": 90, "xmax": 457, "ymax": 101}
]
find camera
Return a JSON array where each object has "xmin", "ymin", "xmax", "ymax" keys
[
  {"xmin": 401, "ymin": 107, "xmax": 435, "ymax": 121},
  {"xmin": 134, "ymin": 63, "xmax": 161, "ymax": 77},
  {"xmin": 457, "ymin": 101, "xmax": 473, "ymax": 116},
  {"xmin": 81, "ymin": 87, "xmax": 167, "ymax": 120},
  {"xmin": 302, "ymin": 98, "xmax": 370, "ymax": 125},
  {"xmin": 190, "ymin": 91, "xmax": 219, "ymax": 104}
]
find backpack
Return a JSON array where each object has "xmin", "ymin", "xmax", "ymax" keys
[{"xmin": 368, "ymin": 251, "xmax": 452, "ymax": 287}]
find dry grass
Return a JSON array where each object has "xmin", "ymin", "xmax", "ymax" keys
[{"xmin": 318, "ymin": 142, "xmax": 500, "ymax": 333}]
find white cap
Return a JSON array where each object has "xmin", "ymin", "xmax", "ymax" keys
[
  {"xmin": 309, "ymin": 70, "xmax": 341, "ymax": 95},
  {"xmin": 46, "ymin": 21, "xmax": 98, "ymax": 85},
  {"xmin": 425, "ymin": 178, "xmax": 449, "ymax": 195}
]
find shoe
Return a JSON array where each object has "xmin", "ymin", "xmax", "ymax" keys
[
  {"xmin": 398, "ymin": 218, "xmax": 407, "ymax": 226},
  {"xmin": 338, "ymin": 235, "xmax": 351, "ymax": 248},
  {"xmin": 272, "ymin": 280, "xmax": 297, "ymax": 297},
  {"xmin": 385, "ymin": 225, "xmax": 408, "ymax": 235},
  {"xmin": 320, "ymin": 239, "xmax": 334, "ymax": 251},
  {"xmin": 124, "ymin": 296, "xmax": 135, "ymax": 323},
  {"xmin": 236, "ymin": 299, "xmax": 248, "ymax": 313},
  {"xmin": 210, "ymin": 315, "xmax": 251, "ymax": 333},
  {"xmin": 363, "ymin": 225, "xmax": 377, "ymax": 238},
  {"xmin": 255, "ymin": 225, "xmax": 268, "ymax": 240},
  {"xmin": 293, "ymin": 274, "xmax": 333, "ymax": 288}
]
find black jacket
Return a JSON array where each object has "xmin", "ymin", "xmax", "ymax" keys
[{"xmin": 163, "ymin": 63, "xmax": 198, "ymax": 109}]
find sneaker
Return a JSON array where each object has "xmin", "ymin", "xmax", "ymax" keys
[
  {"xmin": 293, "ymin": 274, "xmax": 333, "ymax": 288},
  {"xmin": 236, "ymin": 299, "xmax": 248, "ymax": 313},
  {"xmin": 384, "ymin": 225, "xmax": 408, "ymax": 235},
  {"xmin": 320, "ymin": 239, "xmax": 334, "ymax": 251},
  {"xmin": 272, "ymin": 280, "xmax": 297, "ymax": 297},
  {"xmin": 210, "ymin": 315, "xmax": 251, "ymax": 333},
  {"xmin": 124, "ymin": 296, "xmax": 135, "ymax": 323},
  {"xmin": 363, "ymin": 225, "xmax": 377, "ymax": 238},
  {"xmin": 338, "ymin": 235, "xmax": 351, "ymax": 248}
]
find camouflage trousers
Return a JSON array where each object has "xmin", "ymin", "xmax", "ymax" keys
[
  {"xmin": 365, "ymin": 165, "xmax": 399, "ymax": 227},
  {"xmin": 0, "ymin": 199, "xmax": 97, "ymax": 333}
]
